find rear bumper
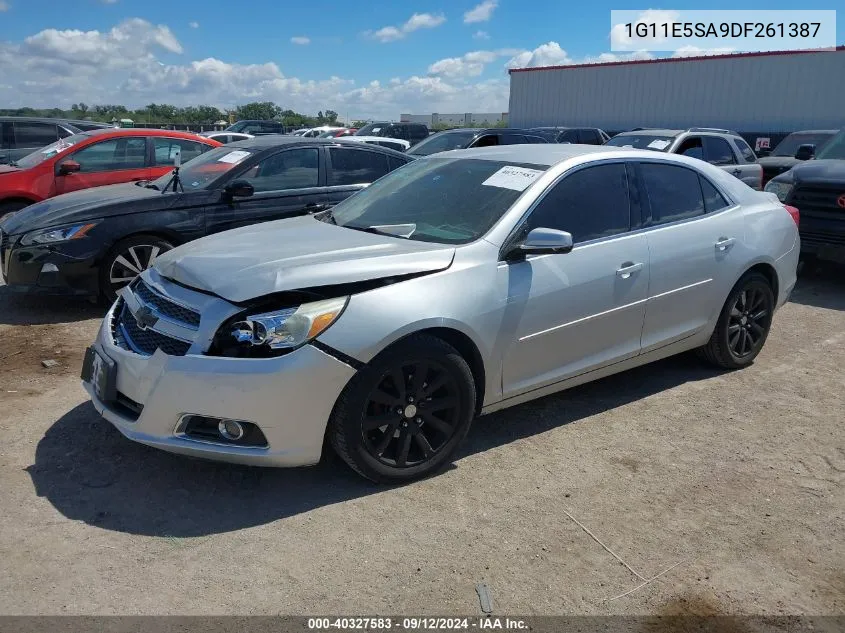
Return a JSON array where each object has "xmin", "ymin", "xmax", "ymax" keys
[{"xmin": 83, "ymin": 302, "xmax": 357, "ymax": 467}]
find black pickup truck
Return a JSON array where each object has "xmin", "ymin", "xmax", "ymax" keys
[{"xmin": 765, "ymin": 128, "xmax": 845, "ymax": 263}]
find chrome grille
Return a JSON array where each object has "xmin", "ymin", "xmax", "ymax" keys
[
  {"xmin": 132, "ymin": 279, "xmax": 201, "ymax": 328},
  {"xmin": 112, "ymin": 299, "xmax": 191, "ymax": 357}
]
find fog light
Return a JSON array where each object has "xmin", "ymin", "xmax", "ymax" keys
[{"xmin": 218, "ymin": 419, "xmax": 244, "ymax": 441}]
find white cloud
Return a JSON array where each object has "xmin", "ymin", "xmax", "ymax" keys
[
  {"xmin": 188, "ymin": 21, "xmax": 199, "ymax": 29},
  {"xmin": 464, "ymin": 0, "xmax": 497, "ymax": 24},
  {"xmin": 428, "ymin": 49, "xmax": 517, "ymax": 79},
  {"xmin": 506, "ymin": 42, "xmax": 571, "ymax": 69},
  {"xmin": 368, "ymin": 12, "xmax": 446, "ymax": 42},
  {"xmin": 290, "ymin": 36, "xmax": 310, "ymax": 45},
  {"xmin": 0, "ymin": 1, "xmax": 10, "ymax": 10},
  {"xmin": 473, "ymin": 30, "xmax": 490, "ymax": 40}
]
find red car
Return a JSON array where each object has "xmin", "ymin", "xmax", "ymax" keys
[{"xmin": 0, "ymin": 128, "xmax": 221, "ymax": 218}]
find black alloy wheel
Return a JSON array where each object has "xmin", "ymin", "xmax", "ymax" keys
[
  {"xmin": 362, "ymin": 359, "xmax": 461, "ymax": 469},
  {"xmin": 328, "ymin": 334, "xmax": 476, "ymax": 483},
  {"xmin": 698, "ymin": 271, "xmax": 774, "ymax": 369},
  {"xmin": 100, "ymin": 234, "xmax": 173, "ymax": 303}
]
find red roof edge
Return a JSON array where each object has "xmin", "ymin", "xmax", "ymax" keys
[{"xmin": 508, "ymin": 45, "xmax": 845, "ymax": 74}]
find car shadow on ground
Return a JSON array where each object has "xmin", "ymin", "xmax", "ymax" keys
[
  {"xmin": 789, "ymin": 262, "xmax": 845, "ymax": 311},
  {"xmin": 28, "ymin": 353, "xmax": 723, "ymax": 538},
  {"xmin": 0, "ymin": 285, "xmax": 104, "ymax": 325}
]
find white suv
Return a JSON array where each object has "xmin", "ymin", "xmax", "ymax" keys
[{"xmin": 606, "ymin": 127, "xmax": 762, "ymax": 189}]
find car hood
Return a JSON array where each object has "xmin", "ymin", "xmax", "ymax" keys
[
  {"xmin": 786, "ymin": 159, "xmax": 845, "ymax": 184},
  {"xmin": 0, "ymin": 182, "xmax": 181, "ymax": 235},
  {"xmin": 154, "ymin": 215, "xmax": 456, "ymax": 303},
  {"xmin": 0, "ymin": 164, "xmax": 21, "ymax": 175},
  {"xmin": 758, "ymin": 156, "xmax": 800, "ymax": 169}
]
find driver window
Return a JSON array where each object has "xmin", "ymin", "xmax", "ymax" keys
[
  {"xmin": 70, "ymin": 138, "xmax": 146, "ymax": 172},
  {"xmin": 473, "ymin": 134, "xmax": 499, "ymax": 148},
  {"xmin": 238, "ymin": 148, "xmax": 319, "ymax": 192},
  {"xmin": 524, "ymin": 163, "xmax": 631, "ymax": 244}
]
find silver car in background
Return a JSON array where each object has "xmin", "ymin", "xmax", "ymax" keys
[{"xmin": 82, "ymin": 145, "xmax": 799, "ymax": 483}]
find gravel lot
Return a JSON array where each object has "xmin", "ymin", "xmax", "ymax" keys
[{"xmin": 0, "ymin": 268, "xmax": 843, "ymax": 617}]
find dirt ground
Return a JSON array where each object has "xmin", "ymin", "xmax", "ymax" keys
[{"xmin": 0, "ymin": 268, "xmax": 843, "ymax": 617}]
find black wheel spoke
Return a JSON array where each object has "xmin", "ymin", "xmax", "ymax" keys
[
  {"xmin": 363, "ymin": 413, "xmax": 398, "ymax": 431},
  {"xmin": 421, "ymin": 412, "xmax": 454, "ymax": 436},
  {"xmin": 396, "ymin": 428, "xmax": 412, "ymax": 466},
  {"xmin": 375, "ymin": 423, "xmax": 398, "ymax": 455},
  {"xmin": 750, "ymin": 309, "xmax": 768, "ymax": 322},
  {"xmin": 388, "ymin": 368, "xmax": 407, "ymax": 401},
  {"xmin": 749, "ymin": 321, "xmax": 764, "ymax": 339},
  {"xmin": 421, "ymin": 374, "xmax": 449, "ymax": 398},
  {"xmin": 409, "ymin": 363, "xmax": 429, "ymax": 396},
  {"xmin": 728, "ymin": 324, "xmax": 741, "ymax": 335},
  {"xmin": 730, "ymin": 306, "xmax": 742, "ymax": 318},
  {"xmin": 413, "ymin": 432, "xmax": 434, "ymax": 458},
  {"xmin": 729, "ymin": 328, "xmax": 741, "ymax": 351},
  {"xmin": 369, "ymin": 389, "xmax": 398, "ymax": 407},
  {"xmin": 426, "ymin": 396, "xmax": 458, "ymax": 411}
]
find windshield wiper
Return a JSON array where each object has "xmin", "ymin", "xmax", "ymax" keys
[
  {"xmin": 346, "ymin": 223, "xmax": 416, "ymax": 238},
  {"xmin": 8, "ymin": 161, "xmax": 19, "ymax": 167},
  {"xmin": 143, "ymin": 182, "xmax": 160, "ymax": 190},
  {"xmin": 315, "ymin": 208, "xmax": 336, "ymax": 224}
]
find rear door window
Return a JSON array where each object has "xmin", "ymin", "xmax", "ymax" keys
[
  {"xmin": 557, "ymin": 129, "xmax": 579, "ymax": 143},
  {"xmin": 153, "ymin": 138, "xmax": 207, "ymax": 166},
  {"xmin": 676, "ymin": 136, "xmax": 704, "ymax": 160},
  {"xmin": 700, "ymin": 176, "xmax": 730, "ymax": 212},
  {"xmin": 239, "ymin": 147, "xmax": 319, "ymax": 192},
  {"xmin": 732, "ymin": 137, "xmax": 757, "ymax": 162},
  {"xmin": 13, "ymin": 122, "xmax": 59, "ymax": 148},
  {"xmin": 703, "ymin": 136, "xmax": 737, "ymax": 165},
  {"xmin": 579, "ymin": 129, "xmax": 601, "ymax": 144},
  {"xmin": 501, "ymin": 132, "xmax": 528, "ymax": 145},
  {"xmin": 640, "ymin": 163, "xmax": 705, "ymax": 225},
  {"xmin": 328, "ymin": 147, "xmax": 390, "ymax": 186}
]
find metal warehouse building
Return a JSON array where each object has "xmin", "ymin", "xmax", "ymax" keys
[{"xmin": 508, "ymin": 47, "xmax": 845, "ymax": 136}]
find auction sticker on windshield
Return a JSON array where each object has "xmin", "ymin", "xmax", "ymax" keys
[
  {"xmin": 647, "ymin": 139, "xmax": 671, "ymax": 150},
  {"xmin": 218, "ymin": 150, "xmax": 251, "ymax": 164},
  {"xmin": 482, "ymin": 166, "xmax": 544, "ymax": 191}
]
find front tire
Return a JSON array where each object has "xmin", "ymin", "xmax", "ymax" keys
[
  {"xmin": 697, "ymin": 271, "xmax": 774, "ymax": 369},
  {"xmin": 328, "ymin": 334, "xmax": 476, "ymax": 483},
  {"xmin": 99, "ymin": 235, "xmax": 173, "ymax": 303}
]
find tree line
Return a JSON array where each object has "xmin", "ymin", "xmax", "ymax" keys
[{"xmin": 0, "ymin": 101, "xmax": 345, "ymax": 127}]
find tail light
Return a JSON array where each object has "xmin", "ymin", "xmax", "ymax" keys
[{"xmin": 784, "ymin": 205, "xmax": 800, "ymax": 228}]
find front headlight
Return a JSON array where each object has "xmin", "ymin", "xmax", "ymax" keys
[
  {"xmin": 228, "ymin": 297, "xmax": 348, "ymax": 352},
  {"xmin": 764, "ymin": 179, "xmax": 793, "ymax": 202},
  {"xmin": 20, "ymin": 221, "xmax": 100, "ymax": 246}
]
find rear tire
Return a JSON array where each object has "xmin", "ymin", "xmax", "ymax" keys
[
  {"xmin": 697, "ymin": 271, "xmax": 774, "ymax": 369},
  {"xmin": 328, "ymin": 334, "xmax": 476, "ymax": 483},
  {"xmin": 99, "ymin": 234, "xmax": 173, "ymax": 304},
  {"xmin": 0, "ymin": 200, "xmax": 30, "ymax": 222}
]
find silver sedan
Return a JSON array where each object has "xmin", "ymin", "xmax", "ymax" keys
[{"xmin": 82, "ymin": 145, "xmax": 800, "ymax": 482}]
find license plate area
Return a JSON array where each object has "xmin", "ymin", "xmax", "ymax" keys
[{"xmin": 81, "ymin": 346, "xmax": 117, "ymax": 404}]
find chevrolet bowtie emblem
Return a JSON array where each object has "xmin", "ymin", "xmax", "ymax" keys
[{"xmin": 134, "ymin": 305, "xmax": 159, "ymax": 330}]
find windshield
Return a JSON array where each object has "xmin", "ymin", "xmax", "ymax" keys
[
  {"xmin": 318, "ymin": 130, "xmax": 340, "ymax": 138},
  {"xmin": 355, "ymin": 123, "xmax": 389, "ymax": 136},
  {"xmin": 604, "ymin": 134, "xmax": 676, "ymax": 151},
  {"xmin": 225, "ymin": 121, "xmax": 249, "ymax": 133},
  {"xmin": 149, "ymin": 146, "xmax": 255, "ymax": 191},
  {"xmin": 772, "ymin": 132, "xmax": 835, "ymax": 157},
  {"xmin": 330, "ymin": 157, "xmax": 547, "ymax": 244},
  {"xmin": 805, "ymin": 131, "xmax": 845, "ymax": 160},
  {"xmin": 14, "ymin": 133, "xmax": 87, "ymax": 168},
  {"xmin": 407, "ymin": 130, "xmax": 477, "ymax": 156}
]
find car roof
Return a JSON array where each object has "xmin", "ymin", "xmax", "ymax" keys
[
  {"xmin": 437, "ymin": 143, "xmax": 644, "ymax": 166},
  {"xmin": 0, "ymin": 116, "xmax": 104, "ymax": 126},
  {"xmin": 227, "ymin": 135, "xmax": 411, "ymax": 157},
  {"xmin": 784, "ymin": 129, "xmax": 839, "ymax": 135},
  {"xmin": 616, "ymin": 129, "xmax": 684, "ymax": 137},
  {"xmin": 74, "ymin": 128, "xmax": 217, "ymax": 141}
]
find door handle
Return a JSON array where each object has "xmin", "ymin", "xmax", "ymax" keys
[
  {"xmin": 616, "ymin": 262, "xmax": 644, "ymax": 279},
  {"xmin": 715, "ymin": 237, "xmax": 735, "ymax": 251}
]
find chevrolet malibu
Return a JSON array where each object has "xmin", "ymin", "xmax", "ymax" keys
[{"xmin": 82, "ymin": 145, "xmax": 800, "ymax": 483}]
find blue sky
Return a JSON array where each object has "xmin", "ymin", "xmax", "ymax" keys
[{"xmin": 0, "ymin": 0, "xmax": 842, "ymax": 119}]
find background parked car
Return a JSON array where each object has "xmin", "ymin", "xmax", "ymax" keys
[
  {"xmin": 201, "ymin": 131, "xmax": 255, "ymax": 144},
  {"xmin": 529, "ymin": 126, "xmax": 609, "ymax": 144},
  {"xmin": 407, "ymin": 128, "xmax": 548, "ymax": 156},
  {"xmin": 317, "ymin": 128, "xmax": 357, "ymax": 138},
  {"xmin": 605, "ymin": 127, "xmax": 762, "ymax": 189},
  {"xmin": 224, "ymin": 120, "xmax": 285, "ymax": 135},
  {"xmin": 0, "ymin": 137, "xmax": 413, "ymax": 300},
  {"xmin": 0, "ymin": 128, "xmax": 220, "ymax": 219},
  {"xmin": 354, "ymin": 122, "xmax": 429, "ymax": 145},
  {"xmin": 340, "ymin": 136, "xmax": 410, "ymax": 152},
  {"xmin": 1, "ymin": 116, "xmax": 112, "ymax": 165},
  {"xmin": 757, "ymin": 130, "xmax": 837, "ymax": 185}
]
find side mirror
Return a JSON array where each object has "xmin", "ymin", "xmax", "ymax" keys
[
  {"xmin": 58, "ymin": 160, "xmax": 81, "ymax": 175},
  {"xmin": 794, "ymin": 144, "xmax": 815, "ymax": 160},
  {"xmin": 508, "ymin": 227, "xmax": 573, "ymax": 260},
  {"xmin": 224, "ymin": 180, "xmax": 254, "ymax": 199}
]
